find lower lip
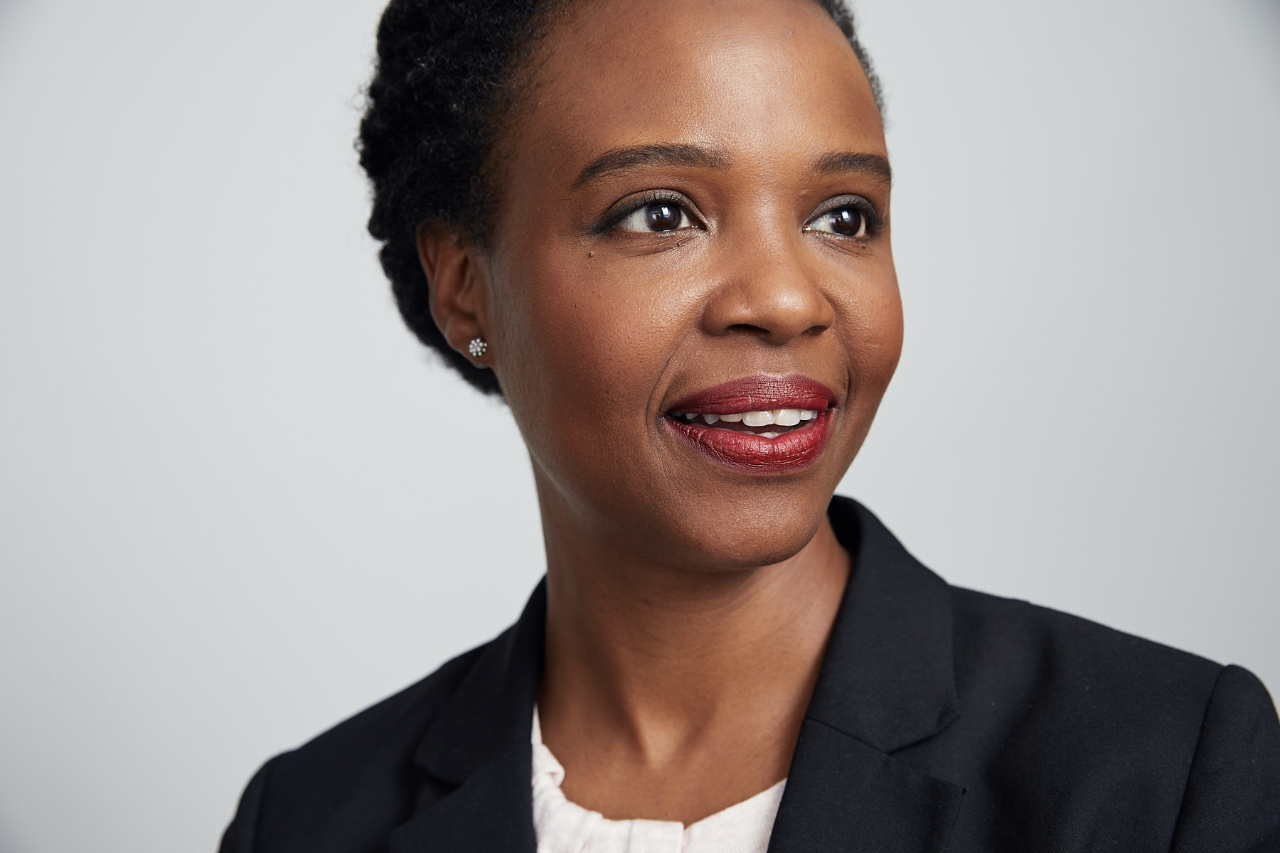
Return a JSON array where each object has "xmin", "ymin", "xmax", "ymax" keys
[{"xmin": 666, "ymin": 410, "xmax": 833, "ymax": 473}]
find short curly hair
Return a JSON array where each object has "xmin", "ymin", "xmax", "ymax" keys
[{"xmin": 358, "ymin": 0, "xmax": 885, "ymax": 396}]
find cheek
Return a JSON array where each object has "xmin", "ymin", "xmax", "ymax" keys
[
  {"xmin": 834, "ymin": 267, "xmax": 903, "ymax": 438},
  {"xmin": 857, "ymin": 274, "xmax": 904, "ymax": 386},
  {"xmin": 489, "ymin": 251, "xmax": 681, "ymax": 477}
]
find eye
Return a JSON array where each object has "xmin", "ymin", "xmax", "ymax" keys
[
  {"xmin": 807, "ymin": 205, "xmax": 868, "ymax": 238},
  {"xmin": 613, "ymin": 201, "xmax": 692, "ymax": 233}
]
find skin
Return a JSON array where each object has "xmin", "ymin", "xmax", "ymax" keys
[{"xmin": 420, "ymin": 0, "xmax": 902, "ymax": 824}]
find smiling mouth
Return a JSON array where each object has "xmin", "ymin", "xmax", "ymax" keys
[
  {"xmin": 667, "ymin": 408, "xmax": 821, "ymax": 439},
  {"xmin": 664, "ymin": 376, "xmax": 836, "ymax": 472}
]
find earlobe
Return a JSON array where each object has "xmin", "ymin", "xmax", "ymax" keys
[{"xmin": 417, "ymin": 223, "xmax": 491, "ymax": 367}]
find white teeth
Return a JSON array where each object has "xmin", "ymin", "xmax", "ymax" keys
[
  {"xmin": 674, "ymin": 408, "xmax": 822, "ymax": 428},
  {"xmin": 761, "ymin": 431, "xmax": 781, "ymax": 438}
]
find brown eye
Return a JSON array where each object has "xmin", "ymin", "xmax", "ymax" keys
[
  {"xmin": 615, "ymin": 200, "xmax": 692, "ymax": 233},
  {"xmin": 808, "ymin": 206, "xmax": 867, "ymax": 238},
  {"xmin": 646, "ymin": 203, "xmax": 682, "ymax": 231}
]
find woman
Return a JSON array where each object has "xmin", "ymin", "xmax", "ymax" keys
[{"xmin": 220, "ymin": 0, "xmax": 1280, "ymax": 849}]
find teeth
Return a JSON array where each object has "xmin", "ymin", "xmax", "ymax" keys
[
  {"xmin": 672, "ymin": 408, "xmax": 824, "ymax": 427},
  {"xmin": 761, "ymin": 431, "xmax": 781, "ymax": 438}
]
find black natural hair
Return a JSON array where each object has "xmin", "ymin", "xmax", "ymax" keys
[{"xmin": 358, "ymin": 0, "xmax": 884, "ymax": 396}]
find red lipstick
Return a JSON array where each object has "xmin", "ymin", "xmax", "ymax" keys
[{"xmin": 665, "ymin": 376, "xmax": 836, "ymax": 473}]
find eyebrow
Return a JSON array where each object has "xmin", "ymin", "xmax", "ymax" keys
[
  {"xmin": 571, "ymin": 144, "xmax": 893, "ymax": 191},
  {"xmin": 572, "ymin": 143, "xmax": 732, "ymax": 190},
  {"xmin": 813, "ymin": 152, "xmax": 893, "ymax": 186}
]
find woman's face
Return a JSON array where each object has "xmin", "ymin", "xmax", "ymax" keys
[{"xmin": 473, "ymin": 0, "xmax": 901, "ymax": 569}]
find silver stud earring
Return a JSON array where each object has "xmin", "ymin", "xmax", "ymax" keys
[{"xmin": 468, "ymin": 337, "xmax": 488, "ymax": 358}]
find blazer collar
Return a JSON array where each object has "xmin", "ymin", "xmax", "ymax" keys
[
  {"xmin": 765, "ymin": 497, "xmax": 965, "ymax": 852},
  {"xmin": 809, "ymin": 496, "xmax": 960, "ymax": 753},
  {"xmin": 414, "ymin": 581, "xmax": 546, "ymax": 785},
  {"xmin": 389, "ymin": 583, "xmax": 545, "ymax": 853},
  {"xmin": 394, "ymin": 496, "xmax": 964, "ymax": 852}
]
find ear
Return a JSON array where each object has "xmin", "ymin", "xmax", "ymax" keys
[{"xmin": 417, "ymin": 223, "xmax": 491, "ymax": 368}]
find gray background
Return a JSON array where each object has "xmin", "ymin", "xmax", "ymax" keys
[{"xmin": 1, "ymin": 0, "xmax": 1276, "ymax": 850}]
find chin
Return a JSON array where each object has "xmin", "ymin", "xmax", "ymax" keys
[{"xmin": 632, "ymin": 483, "xmax": 837, "ymax": 573}]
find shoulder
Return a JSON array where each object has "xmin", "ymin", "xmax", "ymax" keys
[
  {"xmin": 218, "ymin": 642, "xmax": 489, "ymax": 853},
  {"xmin": 220, "ymin": 578, "xmax": 549, "ymax": 853},
  {"xmin": 925, "ymin": 586, "xmax": 1280, "ymax": 849},
  {"xmin": 949, "ymin": 584, "xmax": 1226, "ymax": 708},
  {"xmin": 944, "ymin": 584, "xmax": 1229, "ymax": 763},
  {"xmin": 832, "ymin": 495, "xmax": 1246, "ymax": 731},
  {"xmin": 283, "ymin": 640, "xmax": 484, "ymax": 776},
  {"xmin": 830, "ymin": 494, "xmax": 1280, "ymax": 846}
]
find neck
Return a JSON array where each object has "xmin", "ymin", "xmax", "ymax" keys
[{"xmin": 537, "ymin": 483, "xmax": 850, "ymax": 777}]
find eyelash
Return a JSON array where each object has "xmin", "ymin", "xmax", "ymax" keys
[
  {"xmin": 594, "ymin": 191, "xmax": 699, "ymax": 235},
  {"xmin": 804, "ymin": 196, "xmax": 886, "ymax": 239},
  {"xmin": 593, "ymin": 192, "xmax": 886, "ymax": 238}
]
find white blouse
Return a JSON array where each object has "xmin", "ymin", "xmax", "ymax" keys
[{"xmin": 531, "ymin": 707, "xmax": 785, "ymax": 853}]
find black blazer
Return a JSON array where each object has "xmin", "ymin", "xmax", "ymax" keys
[{"xmin": 220, "ymin": 497, "xmax": 1280, "ymax": 852}]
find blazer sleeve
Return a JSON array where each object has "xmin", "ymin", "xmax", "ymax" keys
[
  {"xmin": 219, "ymin": 754, "xmax": 286, "ymax": 853},
  {"xmin": 1170, "ymin": 665, "xmax": 1280, "ymax": 852}
]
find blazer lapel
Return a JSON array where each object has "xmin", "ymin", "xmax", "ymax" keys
[
  {"xmin": 389, "ymin": 582, "xmax": 546, "ymax": 853},
  {"xmin": 768, "ymin": 720, "xmax": 964, "ymax": 853},
  {"xmin": 390, "ymin": 499, "xmax": 967, "ymax": 853},
  {"xmin": 388, "ymin": 741, "xmax": 536, "ymax": 853},
  {"xmin": 767, "ymin": 498, "xmax": 967, "ymax": 852}
]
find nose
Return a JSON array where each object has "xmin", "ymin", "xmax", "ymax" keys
[{"xmin": 700, "ymin": 229, "xmax": 835, "ymax": 345}]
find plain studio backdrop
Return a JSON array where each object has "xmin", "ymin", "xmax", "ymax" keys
[{"xmin": 1, "ymin": 0, "xmax": 1277, "ymax": 850}]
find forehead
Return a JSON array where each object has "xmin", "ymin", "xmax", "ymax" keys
[{"xmin": 503, "ymin": 0, "xmax": 884, "ymax": 187}]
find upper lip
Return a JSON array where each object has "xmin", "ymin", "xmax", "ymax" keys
[{"xmin": 667, "ymin": 375, "xmax": 836, "ymax": 415}]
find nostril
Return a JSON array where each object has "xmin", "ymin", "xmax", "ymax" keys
[
  {"xmin": 699, "ymin": 252, "xmax": 835, "ymax": 343},
  {"xmin": 724, "ymin": 320, "xmax": 827, "ymax": 341}
]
